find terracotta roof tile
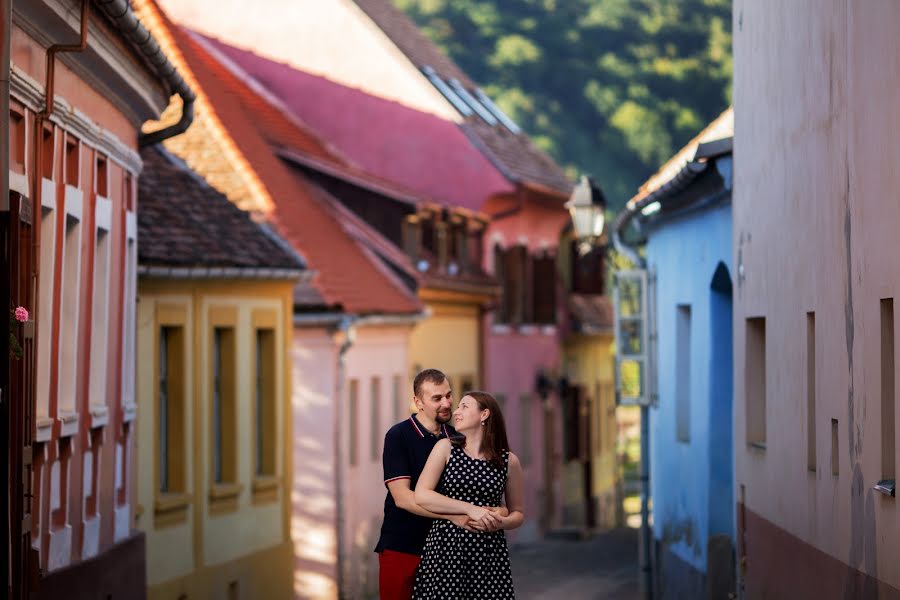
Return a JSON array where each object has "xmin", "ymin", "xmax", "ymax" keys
[
  {"xmin": 153, "ymin": 13, "xmax": 422, "ymax": 315},
  {"xmin": 352, "ymin": 0, "xmax": 572, "ymax": 195},
  {"xmin": 137, "ymin": 144, "xmax": 303, "ymax": 272}
]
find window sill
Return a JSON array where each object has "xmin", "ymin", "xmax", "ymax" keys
[
  {"xmin": 122, "ymin": 401, "xmax": 137, "ymax": 423},
  {"xmin": 89, "ymin": 404, "xmax": 108, "ymax": 429},
  {"xmin": 747, "ymin": 442, "xmax": 766, "ymax": 452},
  {"xmin": 155, "ymin": 492, "xmax": 192, "ymax": 527},
  {"xmin": 874, "ymin": 479, "xmax": 895, "ymax": 498},
  {"xmin": 58, "ymin": 410, "xmax": 79, "ymax": 438},
  {"xmin": 35, "ymin": 416, "xmax": 54, "ymax": 443},
  {"xmin": 252, "ymin": 476, "xmax": 280, "ymax": 505},
  {"xmin": 209, "ymin": 482, "xmax": 243, "ymax": 515}
]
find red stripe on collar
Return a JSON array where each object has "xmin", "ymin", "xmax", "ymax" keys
[{"xmin": 408, "ymin": 416, "xmax": 425, "ymax": 437}]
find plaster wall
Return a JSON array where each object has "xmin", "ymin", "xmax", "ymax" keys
[
  {"xmin": 646, "ymin": 202, "xmax": 733, "ymax": 575},
  {"xmin": 733, "ymin": 0, "xmax": 900, "ymax": 592}
]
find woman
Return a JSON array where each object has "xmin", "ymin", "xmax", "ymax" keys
[{"xmin": 413, "ymin": 391, "xmax": 524, "ymax": 599}]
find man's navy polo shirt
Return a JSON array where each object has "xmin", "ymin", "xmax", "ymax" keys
[{"xmin": 374, "ymin": 414, "xmax": 456, "ymax": 556}]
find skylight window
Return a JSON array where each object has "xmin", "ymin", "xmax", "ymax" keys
[
  {"xmin": 474, "ymin": 89, "xmax": 522, "ymax": 134},
  {"xmin": 422, "ymin": 66, "xmax": 473, "ymax": 117},
  {"xmin": 448, "ymin": 79, "xmax": 497, "ymax": 125}
]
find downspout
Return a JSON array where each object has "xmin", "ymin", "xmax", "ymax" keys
[
  {"xmin": 91, "ymin": 0, "xmax": 197, "ymax": 147},
  {"xmin": 613, "ymin": 202, "xmax": 654, "ymax": 600},
  {"xmin": 333, "ymin": 316, "xmax": 356, "ymax": 600}
]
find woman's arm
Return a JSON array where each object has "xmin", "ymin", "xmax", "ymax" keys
[
  {"xmin": 497, "ymin": 452, "xmax": 525, "ymax": 530},
  {"xmin": 414, "ymin": 440, "xmax": 500, "ymax": 527}
]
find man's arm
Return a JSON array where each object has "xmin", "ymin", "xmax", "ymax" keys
[{"xmin": 387, "ymin": 478, "xmax": 455, "ymax": 519}]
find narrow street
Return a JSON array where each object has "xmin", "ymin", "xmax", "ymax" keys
[{"xmin": 510, "ymin": 529, "xmax": 640, "ymax": 600}]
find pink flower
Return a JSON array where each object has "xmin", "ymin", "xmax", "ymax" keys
[{"xmin": 14, "ymin": 306, "xmax": 28, "ymax": 322}]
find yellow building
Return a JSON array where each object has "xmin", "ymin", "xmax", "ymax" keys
[
  {"xmin": 134, "ymin": 146, "xmax": 304, "ymax": 599},
  {"xmin": 558, "ymin": 231, "xmax": 619, "ymax": 532}
]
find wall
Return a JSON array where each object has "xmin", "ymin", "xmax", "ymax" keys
[
  {"xmin": 135, "ymin": 279, "xmax": 294, "ymax": 600},
  {"xmin": 646, "ymin": 200, "xmax": 732, "ymax": 597},
  {"xmin": 155, "ymin": 0, "xmax": 459, "ymax": 122},
  {"xmin": 733, "ymin": 1, "xmax": 900, "ymax": 595},
  {"xmin": 292, "ymin": 322, "xmax": 413, "ymax": 600}
]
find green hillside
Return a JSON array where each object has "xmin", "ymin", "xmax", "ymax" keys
[{"xmin": 394, "ymin": 0, "xmax": 732, "ymax": 209}]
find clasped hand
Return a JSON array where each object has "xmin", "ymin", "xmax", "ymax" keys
[{"xmin": 449, "ymin": 506, "xmax": 504, "ymax": 532}]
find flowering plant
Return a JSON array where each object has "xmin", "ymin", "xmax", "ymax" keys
[{"xmin": 9, "ymin": 306, "xmax": 28, "ymax": 360}]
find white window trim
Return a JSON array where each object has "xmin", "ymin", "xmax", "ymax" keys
[
  {"xmin": 88, "ymin": 195, "xmax": 112, "ymax": 428},
  {"xmin": 57, "ymin": 184, "xmax": 84, "ymax": 438}
]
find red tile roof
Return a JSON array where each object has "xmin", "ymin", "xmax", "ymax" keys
[
  {"xmin": 352, "ymin": 0, "xmax": 573, "ymax": 196},
  {"xmin": 198, "ymin": 34, "xmax": 515, "ymax": 212},
  {"xmin": 159, "ymin": 16, "xmax": 422, "ymax": 315}
]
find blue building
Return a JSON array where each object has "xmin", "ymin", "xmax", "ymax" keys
[{"xmin": 613, "ymin": 109, "xmax": 734, "ymax": 599}]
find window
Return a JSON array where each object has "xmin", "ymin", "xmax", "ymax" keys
[
  {"xmin": 882, "ymin": 299, "xmax": 895, "ymax": 485},
  {"xmin": 88, "ymin": 219, "xmax": 111, "ymax": 423},
  {"xmin": 402, "ymin": 215, "xmax": 420, "ymax": 262},
  {"xmin": 212, "ymin": 326, "xmax": 236, "ymax": 483},
  {"xmin": 831, "ymin": 418, "xmax": 839, "ymax": 476},
  {"xmin": 371, "ymin": 378, "xmax": 382, "ymax": 461},
  {"xmin": 95, "ymin": 154, "xmax": 108, "ymax": 197},
  {"xmin": 520, "ymin": 394, "xmax": 531, "ymax": 466},
  {"xmin": 41, "ymin": 124, "xmax": 54, "ymax": 178},
  {"xmin": 493, "ymin": 244, "xmax": 508, "ymax": 323},
  {"xmin": 65, "ymin": 136, "xmax": 79, "ymax": 187},
  {"xmin": 58, "ymin": 207, "xmax": 83, "ymax": 425},
  {"xmin": 474, "ymin": 88, "xmax": 521, "ymax": 134},
  {"xmin": 9, "ymin": 109, "xmax": 25, "ymax": 172},
  {"xmin": 393, "ymin": 375, "xmax": 405, "ymax": 422},
  {"xmin": 571, "ymin": 240, "xmax": 605, "ymax": 294},
  {"xmin": 676, "ymin": 305, "xmax": 692, "ymax": 442},
  {"xmin": 159, "ymin": 325, "xmax": 185, "ymax": 493},
  {"xmin": 122, "ymin": 199, "xmax": 138, "ymax": 420},
  {"xmin": 422, "ymin": 66, "xmax": 473, "ymax": 117},
  {"xmin": 746, "ymin": 317, "xmax": 767, "ymax": 448},
  {"xmin": 502, "ymin": 246, "xmax": 527, "ymax": 324},
  {"xmin": 421, "ymin": 215, "xmax": 437, "ymax": 256},
  {"xmin": 255, "ymin": 329, "xmax": 276, "ymax": 476},
  {"xmin": 448, "ymin": 78, "xmax": 498, "ymax": 125},
  {"xmin": 349, "ymin": 379, "xmax": 359, "ymax": 467},
  {"xmin": 532, "ymin": 253, "xmax": 557, "ymax": 324},
  {"xmin": 807, "ymin": 312, "xmax": 817, "ymax": 471}
]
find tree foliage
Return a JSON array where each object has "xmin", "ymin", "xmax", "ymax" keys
[{"xmin": 394, "ymin": 0, "xmax": 732, "ymax": 209}]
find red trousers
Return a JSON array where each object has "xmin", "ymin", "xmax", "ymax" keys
[{"xmin": 378, "ymin": 549, "xmax": 421, "ymax": 599}]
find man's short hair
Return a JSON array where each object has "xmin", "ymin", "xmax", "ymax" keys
[{"xmin": 413, "ymin": 368, "xmax": 447, "ymax": 399}]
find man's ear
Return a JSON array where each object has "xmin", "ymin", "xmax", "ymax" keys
[{"xmin": 413, "ymin": 395, "xmax": 423, "ymax": 411}]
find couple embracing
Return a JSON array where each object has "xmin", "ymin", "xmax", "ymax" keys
[{"xmin": 375, "ymin": 369, "xmax": 525, "ymax": 599}]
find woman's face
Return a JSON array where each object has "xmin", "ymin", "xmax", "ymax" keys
[{"xmin": 453, "ymin": 395, "xmax": 488, "ymax": 432}]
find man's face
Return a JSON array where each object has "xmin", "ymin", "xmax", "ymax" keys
[{"xmin": 415, "ymin": 378, "xmax": 453, "ymax": 424}]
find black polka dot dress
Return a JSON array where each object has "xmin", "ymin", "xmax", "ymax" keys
[{"xmin": 413, "ymin": 445, "xmax": 515, "ymax": 599}]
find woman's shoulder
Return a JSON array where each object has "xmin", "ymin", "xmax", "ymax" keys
[{"xmin": 505, "ymin": 451, "xmax": 522, "ymax": 469}]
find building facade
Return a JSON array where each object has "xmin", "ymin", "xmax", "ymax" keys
[
  {"xmin": 5, "ymin": 2, "xmax": 187, "ymax": 598},
  {"xmin": 618, "ymin": 110, "xmax": 734, "ymax": 599},
  {"xmin": 135, "ymin": 145, "xmax": 302, "ymax": 599},
  {"xmin": 734, "ymin": 2, "xmax": 900, "ymax": 597}
]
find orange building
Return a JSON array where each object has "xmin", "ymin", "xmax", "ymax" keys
[{"xmin": 4, "ymin": 2, "xmax": 191, "ymax": 598}]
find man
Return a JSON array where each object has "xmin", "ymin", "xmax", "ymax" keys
[{"xmin": 374, "ymin": 369, "xmax": 469, "ymax": 598}]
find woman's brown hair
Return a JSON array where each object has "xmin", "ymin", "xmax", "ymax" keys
[{"xmin": 451, "ymin": 391, "xmax": 510, "ymax": 469}]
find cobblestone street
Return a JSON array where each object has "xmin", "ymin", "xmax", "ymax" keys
[{"xmin": 510, "ymin": 528, "xmax": 640, "ymax": 600}]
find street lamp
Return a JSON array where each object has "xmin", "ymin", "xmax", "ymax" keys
[{"xmin": 565, "ymin": 175, "xmax": 606, "ymax": 255}]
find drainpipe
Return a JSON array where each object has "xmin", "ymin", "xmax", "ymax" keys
[
  {"xmin": 91, "ymin": 0, "xmax": 197, "ymax": 147},
  {"xmin": 613, "ymin": 202, "xmax": 654, "ymax": 600},
  {"xmin": 333, "ymin": 316, "xmax": 356, "ymax": 600}
]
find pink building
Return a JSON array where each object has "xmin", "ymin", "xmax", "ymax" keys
[
  {"xmin": 734, "ymin": 1, "xmax": 900, "ymax": 597},
  {"xmin": 5, "ymin": 1, "xmax": 191, "ymax": 598}
]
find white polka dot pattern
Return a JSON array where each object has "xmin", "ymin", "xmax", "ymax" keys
[{"xmin": 412, "ymin": 446, "xmax": 515, "ymax": 599}]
